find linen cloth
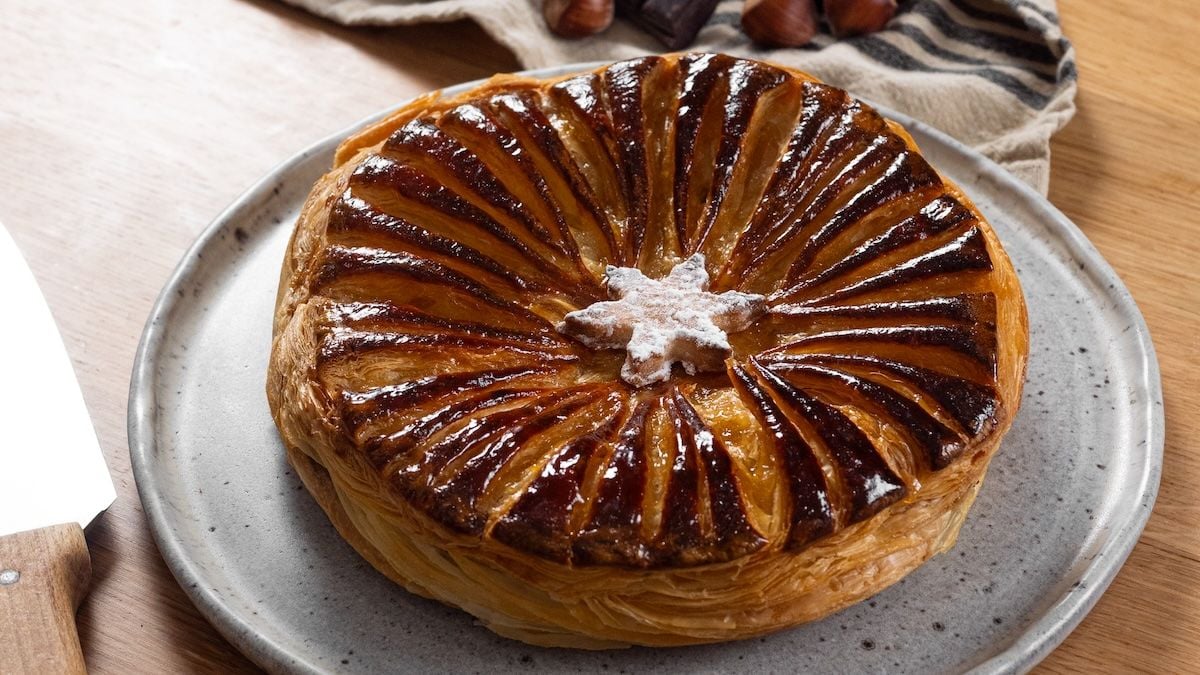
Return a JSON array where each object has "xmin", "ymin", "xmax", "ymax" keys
[{"xmin": 283, "ymin": 0, "xmax": 1076, "ymax": 193}]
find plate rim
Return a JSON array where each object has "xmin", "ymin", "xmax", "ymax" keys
[{"xmin": 128, "ymin": 61, "xmax": 1164, "ymax": 675}]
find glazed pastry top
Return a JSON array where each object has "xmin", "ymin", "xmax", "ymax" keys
[{"xmin": 280, "ymin": 53, "xmax": 1024, "ymax": 569}]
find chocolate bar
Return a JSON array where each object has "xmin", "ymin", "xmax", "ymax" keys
[{"xmin": 616, "ymin": 0, "xmax": 720, "ymax": 49}]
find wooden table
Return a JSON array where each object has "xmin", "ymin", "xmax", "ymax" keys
[{"xmin": 1, "ymin": 1, "xmax": 1195, "ymax": 671}]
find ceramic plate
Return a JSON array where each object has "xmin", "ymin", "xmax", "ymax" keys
[{"xmin": 129, "ymin": 65, "xmax": 1163, "ymax": 674}]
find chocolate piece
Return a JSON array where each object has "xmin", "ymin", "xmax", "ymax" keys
[{"xmin": 616, "ymin": 0, "xmax": 719, "ymax": 49}]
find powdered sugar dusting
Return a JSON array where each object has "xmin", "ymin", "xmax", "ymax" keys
[{"xmin": 558, "ymin": 254, "xmax": 767, "ymax": 387}]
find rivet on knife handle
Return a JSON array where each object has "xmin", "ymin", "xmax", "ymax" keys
[{"xmin": 0, "ymin": 523, "xmax": 91, "ymax": 674}]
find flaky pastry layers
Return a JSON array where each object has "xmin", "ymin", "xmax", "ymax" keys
[{"xmin": 267, "ymin": 53, "xmax": 1028, "ymax": 648}]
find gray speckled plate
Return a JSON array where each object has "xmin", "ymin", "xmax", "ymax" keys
[{"xmin": 129, "ymin": 65, "xmax": 1163, "ymax": 675}]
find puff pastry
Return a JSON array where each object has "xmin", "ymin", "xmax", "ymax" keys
[{"xmin": 267, "ymin": 53, "xmax": 1028, "ymax": 648}]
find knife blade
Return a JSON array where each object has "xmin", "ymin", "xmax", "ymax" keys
[{"xmin": 0, "ymin": 219, "xmax": 115, "ymax": 673}]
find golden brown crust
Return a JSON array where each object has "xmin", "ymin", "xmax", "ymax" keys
[{"xmin": 266, "ymin": 52, "xmax": 1028, "ymax": 647}]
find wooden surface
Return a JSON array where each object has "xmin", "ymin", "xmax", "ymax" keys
[
  {"xmin": 0, "ymin": 524, "xmax": 90, "ymax": 674},
  {"xmin": 0, "ymin": 0, "xmax": 1195, "ymax": 672}
]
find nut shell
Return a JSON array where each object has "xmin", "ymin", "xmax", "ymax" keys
[
  {"xmin": 741, "ymin": 0, "xmax": 820, "ymax": 47},
  {"xmin": 826, "ymin": 0, "xmax": 898, "ymax": 37},
  {"xmin": 544, "ymin": 0, "xmax": 615, "ymax": 38}
]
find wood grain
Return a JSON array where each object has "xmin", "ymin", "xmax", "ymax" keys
[
  {"xmin": 0, "ymin": 0, "xmax": 1193, "ymax": 672},
  {"xmin": 0, "ymin": 524, "xmax": 90, "ymax": 674},
  {"xmin": 1038, "ymin": 1, "xmax": 1200, "ymax": 672}
]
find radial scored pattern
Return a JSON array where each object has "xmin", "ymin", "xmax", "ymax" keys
[{"xmin": 276, "ymin": 53, "xmax": 1025, "ymax": 571}]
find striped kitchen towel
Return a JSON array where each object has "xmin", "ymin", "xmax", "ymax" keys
[{"xmin": 282, "ymin": 0, "xmax": 1076, "ymax": 194}]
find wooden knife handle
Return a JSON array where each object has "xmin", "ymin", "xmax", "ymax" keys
[{"xmin": 0, "ymin": 523, "xmax": 90, "ymax": 674}]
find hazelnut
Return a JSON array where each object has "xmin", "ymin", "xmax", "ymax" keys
[
  {"xmin": 741, "ymin": 0, "xmax": 820, "ymax": 48},
  {"xmin": 825, "ymin": 0, "xmax": 898, "ymax": 37},
  {"xmin": 543, "ymin": 0, "xmax": 615, "ymax": 38}
]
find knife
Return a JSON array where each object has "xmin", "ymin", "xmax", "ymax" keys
[{"xmin": 0, "ymin": 219, "xmax": 116, "ymax": 673}]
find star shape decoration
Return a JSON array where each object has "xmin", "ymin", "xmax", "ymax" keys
[{"xmin": 558, "ymin": 254, "xmax": 767, "ymax": 387}]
